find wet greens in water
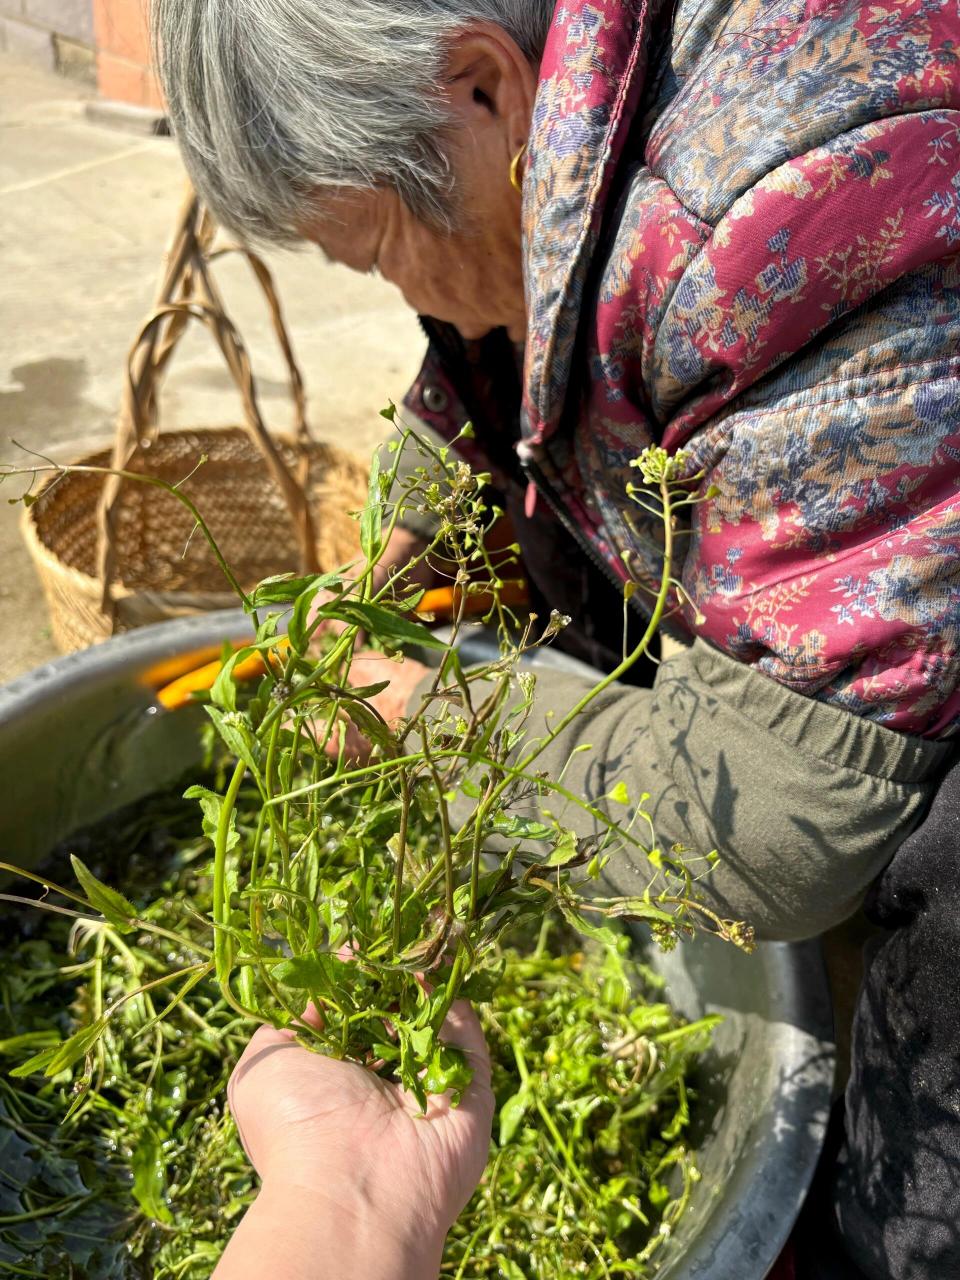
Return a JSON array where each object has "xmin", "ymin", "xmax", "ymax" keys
[
  {"xmin": 0, "ymin": 785, "xmax": 716, "ymax": 1278},
  {"xmin": 0, "ymin": 783, "xmax": 253, "ymax": 1279}
]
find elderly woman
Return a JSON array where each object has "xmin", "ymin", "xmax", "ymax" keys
[{"xmin": 154, "ymin": 1, "xmax": 960, "ymax": 1276}]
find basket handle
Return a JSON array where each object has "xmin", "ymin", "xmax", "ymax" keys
[
  {"xmin": 127, "ymin": 192, "xmax": 211, "ymax": 431},
  {"xmin": 210, "ymin": 245, "xmax": 311, "ymax": 445},
  {"xmin": 96, "ymin": 297, "xmax": 321, "ymax": 615},
  {"xmin": 97, "ymin": 195, "xmax": 323, "ymax": 618},
  {"xmin": 127, "ymin": 209, "xmax": 311, "ymax": 450}
]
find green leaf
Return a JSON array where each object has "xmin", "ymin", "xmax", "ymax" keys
[
  {"xmin": 70, "ymin": 855, "xmax": 136, "ymax": 934},
  {"xmin": 314, "ymin": 600, "xmax": 448, "ymax": 651},
  {"xmin": 11, "ymin": 1018, "xmax": 108, "ymax": 1079},
  {"xmin": 0, "ymin": 1030, "xmax": 60, "ymax": 1057},
  {"xmin": 209, "ymin": 648, "xmax": 245, "ymax": 712},
  {"xmin": 399, "ymin": 587, "xmax": 426, "ymax": 612},
  {"xmin": 406, "ymin": 1025, "xmax": 433, "ymax": 1060},
  {"xmin": 648, "ymin": 1179, "xmax": 671, "ymax": 1208},
  {"xmin": 498, "ymin": 1087, "xmax": 530, "ymax": 1146},
  {"xmin": 250, "ymin": 572, "xmax": 342, "ymax": 608},
  {"xmin": 490, "ymin": 814, "xmax": 554, "ymax": 842},
  {"xmin": 185, "ymin": 786, "xmax": 240, "ymax": 853},
  {"xmin": 131, "ymin": 1132, "xmax": 174, "ymax": 1224},
  {"xmin": 288, "ymin": 585, "xmax": 323, "ymax": 656},
  {"xmin": 498, "ymin": 1258, "xmax": 527, "ymax": 1280},
  {"xmin": 346, "ymin": 680, "xmax": 391, "ymax": 701},
  {"xmin": 273, "ymin": 952, "xmax": 353, "ymax": 994},
  {"xmin": 460, "ymin": 963, "xmax": 504, "ymax": 1003},
  {"xmin": 341, "ymin": 700, "xmax": 396, "ymax": 756},
  {"xmin": 256, "ymin": 611, "xmax": 282, "ymax": 644},
  {"xmin": 45, "ymin": 1023, "xmax": 107, "ymax": 1076},
  {"xmin": 9, "ymin": 1045, "xmax": 58, "ymax": 1078},
  {"xmin": 360, "ymin": 452, "xmax": 383, "ymax": 561},
  {"xmin": 558, "ymin": 902, "xmax": 621, "ymax": 950},
  {"xmin": 542, "ymin": 830, "xmax": 579, "ymax": 868},
  {"xmin": 399, "ymin": 1023, "xmax": 428, "ymax": 1111},
  {"xmin": 205, "ymin": 707, "xmax": 261, "ymax": 776},
  {"xmin": 422, "ymin": 1044, "xmax": 472, "ymax": 1103}
]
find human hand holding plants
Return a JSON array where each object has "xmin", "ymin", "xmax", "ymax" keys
[
  {"xmin": 215, "ymin": 999, "xmax": 493, "ymax": 1280},
  {"xmin": 327, "ymin": 648, "xmax": 432, "ymax": 763},
  {"xmin": 309, "ymin": 525, "xmax": 438, "ymax": 643}
]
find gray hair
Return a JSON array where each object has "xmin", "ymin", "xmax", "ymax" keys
[{"xmin": 152, "ymin": 0, "xmax": 554, "ymax": 242}]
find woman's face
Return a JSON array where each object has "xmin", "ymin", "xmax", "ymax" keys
[
  {"xmin": 308, "ymin": 184, "xmax": 525, "ymax": 342},
  {"xmin": 303, "ymin": 24, "xmax": 537, "ymax": 344}
]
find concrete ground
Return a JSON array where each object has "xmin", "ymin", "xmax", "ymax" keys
[{"xmin": 0, "ymin": 53, "xmax": 425, "ymax": 684}]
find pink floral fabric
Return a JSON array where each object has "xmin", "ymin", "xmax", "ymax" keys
[{"xmin": 517, "ymin": 0, "xmax": 960, "ymax": 735}]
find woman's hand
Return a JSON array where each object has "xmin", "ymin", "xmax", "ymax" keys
[
  {"xmin": 309, "ymin": 525, "xmax": 439, "ymax": 643},
  {"xmin": 332, "ymin": 649, "xmax": 433, "ymax": 763},
  {"xmin": 214, "ymin": 1001, "xmax": 493, "ymax": 1280}
]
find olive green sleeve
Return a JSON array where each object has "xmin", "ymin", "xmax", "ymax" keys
[{"xmin": 412, "ymin": 639, "xmax": 947, "ymax": 942}]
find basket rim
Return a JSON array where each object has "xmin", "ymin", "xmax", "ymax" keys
[{"xmin": 20, "ymin": 425, "xmax": 365, "ymax": 601}]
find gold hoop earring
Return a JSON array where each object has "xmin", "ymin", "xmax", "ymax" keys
[{"xmin": 509, "ymin": 143, "xmax": 528, "ymax": 193}]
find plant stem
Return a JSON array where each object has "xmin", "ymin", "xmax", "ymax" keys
[
  {"xmin": 213, "ymin": 761, "xmax": 246, "ymax": 999},
  {"xmin": 6, "ymin": 462, "xmax": 255, "ymax": 613},
  {"xmin": 469, "ymin": 474, "xmax": 677, "ymax": 838},
  {"xmin": 392, "ymin": 773, "xmax": 412, "ymax": 953},
  {"xmin": 421, "ymin": 725, "xmax": 455, "ymax": 918},
  {"xmin": 519, "ymin": 475, "xmax": 675, "ymax": 765},
  {"xmin": 468, "ymin": 775, "xmax": 496, "ymax": 920}
]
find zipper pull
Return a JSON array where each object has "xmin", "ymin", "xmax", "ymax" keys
[{"xmin": 516, "ymin": 440, "xmax": 541, "ymax": 520}]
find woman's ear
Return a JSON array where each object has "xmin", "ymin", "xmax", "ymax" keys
[{"xmin": 443, "ymin": 22, "xmax": 537, "ymax": 159}]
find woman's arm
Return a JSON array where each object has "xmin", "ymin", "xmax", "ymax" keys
[
  {"xmin": 214, "ymin": 1002, "xmax": 493, "ymax": 1280},
  {"xmin": 365, "ymin": 638, "xmax": 942, "ymax": 942},
  {"xmin": 217, "ymin": 1181, "xmax": 444, "ymax": 1280}
]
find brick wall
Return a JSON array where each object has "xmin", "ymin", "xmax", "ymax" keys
[
  {"xmin": 93, "ymin": 0, "xmax": 162, "ymax": 110},
  {"xmin": 0, "ymin": 0, "xmax": 96, "ymax": 81},
  {"xmin": 0, "ymin": 0, "xmax": 164, "ymax": 112}
]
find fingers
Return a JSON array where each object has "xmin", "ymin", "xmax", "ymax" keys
[
  {"xmin": 441, "ymin": 999, "xmax": 493, "ymax": 1092},
  {"xmin": 440, "ymin": 999, "xmax": 487, "ymax": 1059},
  {"xmin": 228, "ymin": 1024, "xmax": 295, "ymax": 1099},
  {"xmin": 227, "ymin": 1024, "xmax": 299, "ymax": 1166},
  {"xmin": 296, "ymin": 1001, "xmax": 325, "ymax": 1031}
]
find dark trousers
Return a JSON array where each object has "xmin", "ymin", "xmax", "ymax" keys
[{"xmin": 797, "ymin": 756, "xmax": 960, "ymax": 1280}]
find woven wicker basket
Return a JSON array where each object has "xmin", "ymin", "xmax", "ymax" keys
[{"xmin": 23, "ymin": 196, "xmax": 366, "ymax": 653}]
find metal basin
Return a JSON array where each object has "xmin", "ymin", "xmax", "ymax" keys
[{"xmin": 0, "ymin": 613, "xmax": 835, "ymax": 1278}]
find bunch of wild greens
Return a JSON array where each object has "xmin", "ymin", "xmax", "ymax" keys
[
  {"xmin": 2, "ymin": 419, "xmax": 751, "ymax": 1109},
  {"xmin": 0, "ymin": 798, "xmax": 712, "ymax": 1278}
]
